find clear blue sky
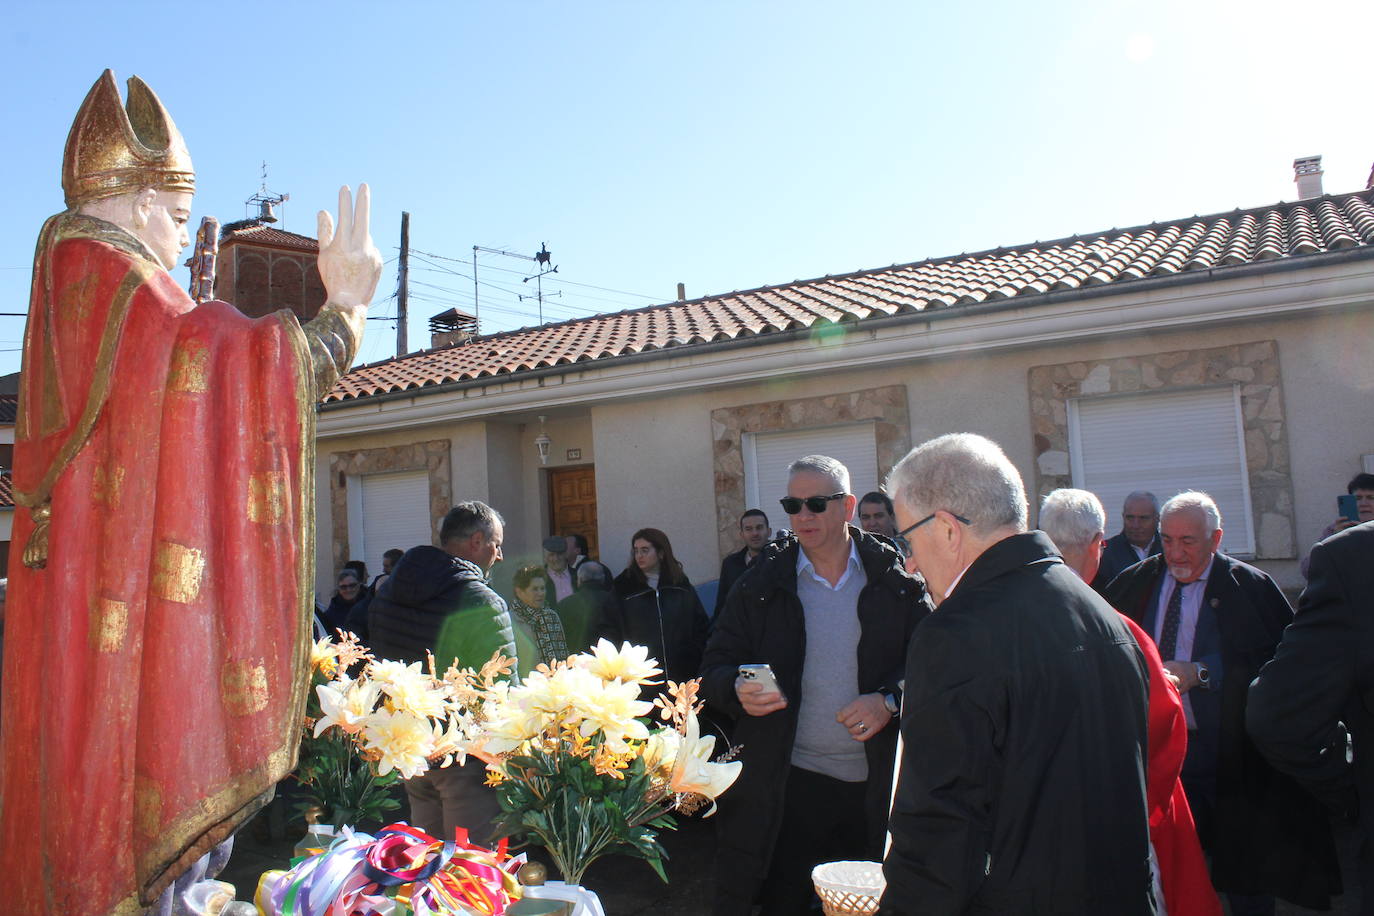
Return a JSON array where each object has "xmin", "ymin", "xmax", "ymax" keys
[{"xmin": 3, "ymin": 1, "xmax": 1370, "ymax": 375}]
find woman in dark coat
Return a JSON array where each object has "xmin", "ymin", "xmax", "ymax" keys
[
  {"xmin": 319, "ymin": 569, "xmax": 369, "ymax": 638},
  {"xmin": 602, "ymin": 527, "xmax": 710, "ymax": 685}
]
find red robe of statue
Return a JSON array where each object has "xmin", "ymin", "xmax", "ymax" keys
[
  {"xmin": 1121, "ymin": 615, "xmax": 1222, "ymax": 916},
  {"xmin": 0, "ymin": 213, "xmax": 342, "ymax": 916}
]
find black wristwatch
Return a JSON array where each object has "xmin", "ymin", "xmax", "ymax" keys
[{"xmin": 881, "ymin": 691, "xmax": 900, "ymax": 715}]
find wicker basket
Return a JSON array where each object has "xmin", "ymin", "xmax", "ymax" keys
[{"xmin": 811, "ymin": 860, "xmax": 885, "ymax": 916}]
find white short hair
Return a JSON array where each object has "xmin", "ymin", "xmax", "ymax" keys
[
  {"xmin": 788, "ymin": 454, "xmax": 851, "ymax": 495},
  {"xmin": 1161, "ymin": 491, "xmax": 1222, "ymax": 534},
  {"xmin": 886, "ymin": 433, "xmax": 1028, "ymax": 536},
  {"xmin": 1040, "ymin": 488, "xmax": 1107, "ymax": 552}
]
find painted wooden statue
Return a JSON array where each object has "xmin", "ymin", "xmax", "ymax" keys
[{"xmin": 0, "ymin": 70, "xmax": 381, "ymax": 916}]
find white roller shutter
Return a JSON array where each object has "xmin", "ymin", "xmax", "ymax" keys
[
  {"xmin": 1069, "ymin": 385, "xmax": 1254, "ymax": 555},
  {"xmin": 744, "ymin": 422, "xmax": 879, "ymax": 522},
  {"xmin": 356, "ymin": 470, "xmax": 432, "ymax": 575}
]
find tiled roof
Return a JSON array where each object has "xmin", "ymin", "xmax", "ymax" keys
[
  {"xmin": 325, "ymin": 190, "xmax": 1374, "ymax": 405},
  {"xmin": 0, "ymin": 474, "xmax": 12, "ymax": 509},
  {"xmin": 0, "ymin": 394, "xmax": 16, "ymax": 424},
  {"xmin": 220, "ymin": 221, "xmax": 319, "ymax": 253}
]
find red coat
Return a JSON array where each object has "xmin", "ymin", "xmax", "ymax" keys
[{"xmin": 1121, "ymin": 615, "xmax": 1221, "ymax": 916}]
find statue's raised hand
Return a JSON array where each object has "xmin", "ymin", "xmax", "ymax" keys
[{"xmin": 317, "ymin": 184, "xmax": 382, "ymax": 308}]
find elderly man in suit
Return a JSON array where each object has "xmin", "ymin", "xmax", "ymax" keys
[
  {"xmin": 1104, "ymin": 491, "xmax": 1339, "ymax": 914},
  {"xmin": 1249, "ymin": 520, "xmax": 1374, "ymax": 914},
  {"xmin": 1092, "ymin": 490, "xmax": 1163, "ymax": 591}
]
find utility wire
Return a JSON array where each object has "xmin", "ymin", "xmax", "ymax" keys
[{"xmin": 409, "ymin": 247, "xmax": 662, "ymax": 301}]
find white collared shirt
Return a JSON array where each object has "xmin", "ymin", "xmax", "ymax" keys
[{"xmin": 797, "ymin": 538, "xmax": 862, "ymax": 591}]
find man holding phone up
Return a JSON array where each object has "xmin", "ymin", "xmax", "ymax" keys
[{"xmin": 700, "ymin": 455, "xmax": 929, "ymax": 916}]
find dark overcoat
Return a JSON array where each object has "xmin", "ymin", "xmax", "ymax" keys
[
  {"xmin": 1105, "ymin": 552, "xmax": 1340, "ymax": 908},
  {"xmin": 700, "ymin": 529, "xmax": 928, "ymax": 916},
  {"xmin": 881, "ymin": 532, "xmax": 1154, "ymax": 915},
  {"xmin": 1249, "ymin": 521, "xmax": 1374, "ymax": 914}
]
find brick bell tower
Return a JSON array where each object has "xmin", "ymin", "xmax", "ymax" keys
[{"xmin": 213, "ymin": 187, "xmax": 327, "ymax": 322}]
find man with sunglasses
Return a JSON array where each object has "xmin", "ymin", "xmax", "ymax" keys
[
  {"xmin": 879, "ymin": 434, "xmax": 1154, "ymax": 915},
  {"xmin": 701, "ymin": 455, "xmax": 928, "ymax": 916}
]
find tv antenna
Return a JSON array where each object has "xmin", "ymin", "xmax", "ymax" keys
[{"xmin": 472, "ymin": 242, "xmax": 561, "ymax": 325}]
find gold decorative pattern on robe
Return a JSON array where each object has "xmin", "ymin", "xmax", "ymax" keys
[
  {"xmin": 89, "ymin": 597, "xmax": 129, "ymax": 653},
  {"xmin": 222, "ymin": 659, "xmax": 269, "ymax": 716},
  {"xmin": 168, "ymin": 341, "xmax": 210, "ymax": 393},
  {"xmin": 93, "ymin": 464, "xmax": 126, "ymax": 508},
  {"xmin": 134, "ymin": 778, "xmax": 162, "ymax": 840},
  {"xmin": 247, "ymin": 471, "xmax": 288, "ymax": 525},
  {"xmin": 151, "ymin": 541, "xmax": 204, "ymax": 604}
]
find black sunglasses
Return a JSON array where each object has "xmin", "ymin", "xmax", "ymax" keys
[
  {"xmin": 896, "ymin": 510, "xmax": 971, "ymax": 540},
  {"xmin": 779, "ymin": 492, "xmax": 846, "ymax": 515}
]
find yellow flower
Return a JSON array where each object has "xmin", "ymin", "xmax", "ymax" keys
[
  {"xmin": 668, "ymin": 713, "xmax": 742, "ymax": 814},
  {"xmin": 360, "ymin": 710, "xmax": 435, "ymax": 778},
  {"xmin": 572, "ymin": 677, "xmax": 653, "ymax": 752},
  {"xmin": 314, "ymin": 677, "xmax": 381, "ymax": 737},
  {"xmin": 642, "ymin": 727, "xmax": 682, "ymax": 777},
  {"xmin": 576, "ymin": 640, "xmax": 663, "ymax": 687},
  {"xmin": 309, "ymin": 638, "xmax": 340, "ymax": 679}
]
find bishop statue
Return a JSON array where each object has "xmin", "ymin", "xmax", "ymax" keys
[{"xmin": 0, "ymin": 70, "xmax": 382, "ymax": 916}]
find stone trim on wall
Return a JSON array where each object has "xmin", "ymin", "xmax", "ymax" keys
[
  {"xmin": 328, "ymin": 440, "xmax": 452, "ymax": 573},
  {"xmin": 1027, "ymin": 339, "xmax": 1295, "ymax": 558},
  {"xmin": 711, "ymin": 385, "xmax": 910, "ymax": 560}
]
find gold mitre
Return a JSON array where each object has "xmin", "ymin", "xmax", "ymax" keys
[{"xmin": 61, "ymin": 70, "xmax": 195, "ymax": 207}]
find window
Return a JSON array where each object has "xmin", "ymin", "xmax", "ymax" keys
[
  {"xmin": 1069, "ymin": 385, "xmax": 1254, "ymax": 555},
  {"xmin": 743, "ymin": 422, "xmax": 879, "ymax": 520},
  {"xmin": 350, "ymin": 470, "xmax": 432, "ymax": 577}
]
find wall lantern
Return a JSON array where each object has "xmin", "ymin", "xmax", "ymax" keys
[{"xmin": 534, "ymin": 415, "xmax": 552, "ymax": 466}]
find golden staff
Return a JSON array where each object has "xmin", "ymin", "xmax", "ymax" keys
[{"xmin": 189, "ymin": 215, "xmax": 220, "ymax": 303}]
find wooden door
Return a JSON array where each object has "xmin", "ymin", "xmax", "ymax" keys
[{"xmin": 549, "ymin": 466, "xmax": 598, "ymax": 559}]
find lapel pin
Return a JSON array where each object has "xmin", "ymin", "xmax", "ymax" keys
[{"xmin": 1210, "ymin": 598, "xmax": 1220, "ymax": 608}]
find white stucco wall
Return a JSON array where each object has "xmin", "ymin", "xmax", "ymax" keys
[{"xmin": 312, "ymin": 271, "xmax": 1374, "ymax": 597}]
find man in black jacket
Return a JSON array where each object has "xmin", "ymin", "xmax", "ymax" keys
[
  {"xmin": 882, "ymin": 433, "xmax": 1153, "ymax": 915},
  {"xmin": 368, "ymin": 500, "xmax": 516, "ymax": 844},
  {"xmin": 1105, "ymin": 491, "xmax": 1339, "ymax": 913},
  {"xmin": 712, "ymin": 508, "xmax": 771, "ymax": 618},
  {"xmin": 701, "ymin": 455, "xmax": 928, "ymax": 916},
  {"xmin": 1091, "ymin": 490, "xmax": 1163, "ymax": 592},
  {"xmin": 1249, "ymin": 521, "xmax": 1374, "ymax": 914}
]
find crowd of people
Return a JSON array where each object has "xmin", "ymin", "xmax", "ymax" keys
[{"xmin": 309, "ymin": 449, "xmax": 1374, "ymax": 916}]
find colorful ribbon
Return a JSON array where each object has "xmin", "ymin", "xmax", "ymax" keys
[{"xmin": 257, "ymin": 823, "xmax": 525, "ymax": 916}]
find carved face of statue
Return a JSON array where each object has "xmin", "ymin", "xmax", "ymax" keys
[{"xmin": 135, "ymin": 188, "xmax": 193, "ymax": 270}]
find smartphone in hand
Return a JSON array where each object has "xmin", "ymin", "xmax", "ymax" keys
[
  {"xmin": 1338, "ymin": 494, "xmax": 1360, "ymax": 524},
  {"xmin": 738, "ymin": 663, "xmax": 784, "ymax": 699}
]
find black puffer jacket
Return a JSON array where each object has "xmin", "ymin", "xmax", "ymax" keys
[
  {"xmin": 700, "ymin": 529, "xmax": 929, "ymax": 916},
  {"xmin": 602, "ymin": 570, "xmax": 710, "ymax": 686},
  {"xmin": 368, "ymin": 545, "xmax": 516, "ymax": 673}
]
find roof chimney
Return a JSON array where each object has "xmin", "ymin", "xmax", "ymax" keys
[
  {"xmin": 676, "ymin": 282, "xmax": 686, "ymax": 302},
  {"xmin": 1293, "ymin": 155, "xmax": 1324, "ymax": 199},
  {"xmin": 1366, "ymin": 161, "xmax": 1374, "ymax": 191}
]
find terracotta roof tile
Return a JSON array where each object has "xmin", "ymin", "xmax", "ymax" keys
[
  {"xmin": 220, "ymin": 221, "xmax": 320, "ymax": 253},
  {"xmin": 325, "ymin": 190, "xmax": 1374, "ymax": 405},
  {"xmin": 0, "ymin": 473, "xmax": 12, "ymax": 509}
]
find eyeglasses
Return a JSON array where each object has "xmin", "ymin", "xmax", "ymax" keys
[
  {"xmin": 896, "ymin": 510, "xmax": 971, "ymax": 541},
  {"xmin": 779, "ymin": 492, "xmax": 846, "ymax": 515},
  {"xmin": 339, "ymin": 582, "xmax": 359, "ymax": 590}
]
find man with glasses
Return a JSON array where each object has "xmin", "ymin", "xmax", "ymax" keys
[
  {"xmin": 880, "ymin": 435, "xmax": 1154, "ymax": 915},
  {"xmin": 701, "ymin": 455, "xmax": 928, "ymax": 916}
]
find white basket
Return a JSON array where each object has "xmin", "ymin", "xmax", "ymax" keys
[{"xmin": 811, "ymin": 860, "xmax": 885, "ymax": 916}]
